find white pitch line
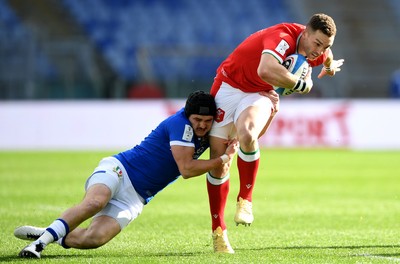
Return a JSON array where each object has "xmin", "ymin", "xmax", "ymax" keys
[{"xmin": 358, "ymin": 254, "xmax": 400, "ymax": 262}]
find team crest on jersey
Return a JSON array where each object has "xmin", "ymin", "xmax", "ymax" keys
[
  {"xmin": 275, "ymin": 39, "xmax": 290, "ymax": 56},
  {"xmin": 113, "ymin": 166, "xmax": 123, "ymax": 178},
  {"xmin": 215, "ymin": 108, "xmax": 225, "ymax": 123},
  {"xmin": 182, "ymin": 124, "xmax": 194, "ymax": 141}
]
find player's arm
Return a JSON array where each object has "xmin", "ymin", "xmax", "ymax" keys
[
  {"xmin": 171, "ymin": 139, "xmax": 238, "ymax": 179},
  {"xmin": 257, "ymin": 53, "xmax": 312, "ymax": 93},
  {"xmin": 257, "ymin": 53, "xmax": 297, "ymax": 88}
]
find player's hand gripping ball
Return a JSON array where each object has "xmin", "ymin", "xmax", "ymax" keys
[{"xmin": 274, "ymin": 54, "xmax": 311, "ymax": 96}]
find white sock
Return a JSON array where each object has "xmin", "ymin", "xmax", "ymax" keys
[
  {"xmin": 36, "ymin": 231, "xmax": 53, "ymax": 246},
  {"xmin": 39, "ymin": 218, "xmax": 69, "ymax": 245}
]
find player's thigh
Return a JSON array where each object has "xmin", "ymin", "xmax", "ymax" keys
[
  {"xmin": 236, "ymin": 106, "xmax": 270, "ymax": 137},
  {"xmin": 235, "ymin": 94, "xmax": 273, "ymax": 137},
  {"xmin": 82, "ymin": 184, "xmax": 112, "ymax": 211},
  {"xmin": 86, "ymin": 183, "xmax": 112, "ymax": 202},
  {"xmin": 209, "ymin": 135, "xmax": 229, "ymax": 158}
]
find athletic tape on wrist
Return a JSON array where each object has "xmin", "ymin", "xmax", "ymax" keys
[
  {"xmin": 293, "ymin": 78, "xmax": 306, "ymax": 92},
  {"xmin": 220, "ymin": 154, "xmax": 229, "ymax": 164}
]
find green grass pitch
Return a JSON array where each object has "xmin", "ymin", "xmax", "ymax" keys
[{"xmin": 0, "ymin": 149, "xmax": 399, "ymax": 263}]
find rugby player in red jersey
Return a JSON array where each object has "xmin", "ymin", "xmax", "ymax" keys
[{"xmin": 207, "ymin": 13, "xmax": 344, "ymax": 253}]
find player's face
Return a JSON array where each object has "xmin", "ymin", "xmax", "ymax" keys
[
  {"xmin": 189, "ymin": 114, "xmax": 214, "ymax": 137},
  {"xmin": 302, "ymin": 29, "xmax": 334, "ymax": 61}
]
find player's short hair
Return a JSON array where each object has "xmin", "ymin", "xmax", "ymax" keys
[
  {"xmin": 307, "ymin": 13, "xmax": 336, "ymax": 37},
  {"xmin": 184, "ymin": 90, "xmax": 217, "ymax": 118}
]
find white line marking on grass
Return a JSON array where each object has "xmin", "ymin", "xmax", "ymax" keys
[{"xmin": 358, "ymin": 254, "xmax": 400, "ymax": 262}]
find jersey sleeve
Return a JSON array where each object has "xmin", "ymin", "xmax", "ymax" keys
[
  {"xmin": 261, "ymin": 24, "xmax": 299, "ymax": 64},
  {"xmin": 167, "ymin": 114, "xmax": 195, "ymax": 148}
]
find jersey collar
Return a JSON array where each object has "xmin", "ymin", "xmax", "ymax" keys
[{"xmin": 296, "ymin": 31, "xmax": 304, "ymax": 55}]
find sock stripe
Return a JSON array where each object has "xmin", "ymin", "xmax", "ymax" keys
[
  {"xmin": 207, "ymin": 172, "xmax": 229, "ymax": 185},
  {"xmin": 238, "ymin": 148, "xmax": 260, "ymax": 162},
  {"xmin": 57, "ymin": 218, "xmax": 70, "ymax": 234},
  {"xmin": 60, "ymin": 237, "xmax": 71, "ymax": 249},
  {"xmin": 239, "ymin": 147, "xmax": 259, "ymax": 155},
  {"xmin": 46, "ymin": 227, "xmax": 59, "ymax": 241}
]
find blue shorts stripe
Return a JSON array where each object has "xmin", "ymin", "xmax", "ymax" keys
[{"xmin": 90, "ymin": 170, "xmax": 106, "ymax": 177}]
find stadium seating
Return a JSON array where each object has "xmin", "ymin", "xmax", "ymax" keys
[
  {"xmin": 388, "ymin": 0, "xmax": 400, "ymax": 24},
  {"xmin": 61, "ymin": 0, "xmax": 290, "ymax": 81},
  {"xmin": 0, "ymin": 0, "xmax": 56, "ymax": 98}
]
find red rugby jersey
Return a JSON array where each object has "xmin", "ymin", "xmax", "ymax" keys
[{"xmin": 211, "ymin": 23, "xmax": 327, "ymax": 95}]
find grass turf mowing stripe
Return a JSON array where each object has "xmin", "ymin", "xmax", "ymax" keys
[{"xmin": 1, "ymin": 149, "xmax": 399, "ymax": 263}]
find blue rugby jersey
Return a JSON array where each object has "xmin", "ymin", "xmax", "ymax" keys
[{"xmin": 114, "ymin": 108, "xmax": 209, "ymax": 204}]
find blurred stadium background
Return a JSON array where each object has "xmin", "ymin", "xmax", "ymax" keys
[
  {"xmin": 1, "ymin": 0, "xmax": 400, "ymax": 151},
  {"xmin": 1, "ymin": 0, "xmax": 400, "ymax": 100}
]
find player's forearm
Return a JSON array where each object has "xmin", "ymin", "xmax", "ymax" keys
[
  {"xmin": 180, "ymin": 156, "xmax": 230, "ymax": 179},
  {"xmin": 258, "ymin": 62, "xmax": 298, "ymax": 88},
  {"xmin": 258, "ymin": 53, "xmax": 299, "ymax": 88}
]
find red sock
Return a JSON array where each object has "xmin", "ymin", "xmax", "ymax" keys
[
  {"xmin": 237, "ymin": 148, "xmax": 260, "ymax": 202},
  {"xmin": 206, "ymin": 173, "xmax": 230, "ymax": 231}
]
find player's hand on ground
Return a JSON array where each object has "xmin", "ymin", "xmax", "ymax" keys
[
  {"xmin": 259, "ymin": 90, "xmax": 280, "ymax": 112},
  {"xmin": 318, "ymin": 59, "xmax": 344, "ymax": 78}
]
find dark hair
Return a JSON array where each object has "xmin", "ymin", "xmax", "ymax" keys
[
  {"xmin": 184, "ymin": 90, "xmax": 217, "ymax": 118},
  {"xmin": 307, "ymin": 13, "xmax": 336, "ymax": 37}
]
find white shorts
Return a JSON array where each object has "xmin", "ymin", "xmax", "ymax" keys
[
  {"xmin": 85, "ymin": 157, "xmax": 144, "ymax": 229},
  {"xmin": 209, "ymin": 82, "xmax": 274, "ymax": 139}
]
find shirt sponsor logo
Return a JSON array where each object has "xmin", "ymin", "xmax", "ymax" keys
[
  {"xmin": 275, "ymin": 39, "xmax": 290, "ymax": 56},
  {"xmin": 182, "ymin": 124, "xmax": 194, "ymax": 141}
]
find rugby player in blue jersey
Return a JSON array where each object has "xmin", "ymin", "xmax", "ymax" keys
[{"xmin": 14, "ymin": 91, "xmax": 239, "ymax": 259}]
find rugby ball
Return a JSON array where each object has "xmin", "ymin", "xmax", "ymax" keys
[{"xmin": 274, "ymin": 54, "xmax": 310, "ymax": 96}]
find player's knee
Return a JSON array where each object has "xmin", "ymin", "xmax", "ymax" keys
[
  {"xmin": 211, "ymin": 162, "xmax": 230, "ymax": 178},
  {"xmin": 238, "ymin": 131, "xmax": 257, "ymax": 148},
  {"xmin": 83, "ymin": 199, "xmax": 107, "ymax": 215}
]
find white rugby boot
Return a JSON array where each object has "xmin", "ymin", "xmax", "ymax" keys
[
  {"xmin": 212, "ymin": 226, "xmax": 234, "ymax": 253},
  {"xmin": 234, "ymin": 197, "xmax": 254, "ymax": 226},
  {"xmin": 18, "ymin": 240, "xmax": 46, "ymax": 258},
  {"xmin": 14, "ymin": 226, "xmax": 45, "ymax": 241}
]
